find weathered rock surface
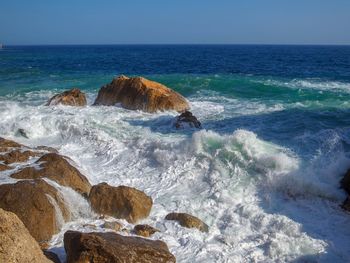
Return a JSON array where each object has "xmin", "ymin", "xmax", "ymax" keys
[
  {"xmin": 46, "ymin": 88, "xmax": 87, "ymax": 106},
  {"xmin": 0, "ymin": 208, "xmax": 51, "ymax": 263},
  {"xmin": 89, "ymin": 183, "xmax": 153, "ymax": 223},
  {"xmin": 0, "ymin": 149, "xmax": 39, "ymax": 164},
  {"xmin": 64, "ymin": 230, "xmax": 176, "ymax": 263},
  {"xmin": 0, "ymin": 163, "xmax": 10, "ymax": 171},
  {"xmin": 0, "ymin": 137, "xmax": 22, "ymax": 152},
  {"xmin": 11, "ymin": 153, "xmax": 91, "ymax": 196},
  {"xmin": 93, "ymin": 75, "xmax": 190, "ymax": 113},
  {"xmin": 174, "ymin": 111, "xmax": 201, "ymax": 129},
  {"xmin": 165, "ymin": 213, "xmax": 209, "ymax": 232},
  {"xmin": 0, "ymin": 179, "xmax": 70, "ymax": 242},
  {"xmin": 134, "ymin": 224, "xmax": 159, "ymax": 237}
]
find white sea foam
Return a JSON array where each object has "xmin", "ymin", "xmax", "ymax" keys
[{"xmin": 1, "ymin": 92, "xmax": 350, "ymax": 262}]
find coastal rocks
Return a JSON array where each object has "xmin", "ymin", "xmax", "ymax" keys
[
  {"xmin": 133, "ymin": 224, "xmax": 159, "ymax": 237},
  {"xmin": 93, "ymin": 75, "xmax": 190, "ymax": 113},
  {"xmin": 0, "ymin": 163, "xmax": 10, "ymax": 171},
  {"xmin": 11, "ymin": 153, "xmax": 91, "ymax": 196},
  {"xmin": 64, "ymin": 230, "xmax": 176, "ymax": 263},
  {"xmin": 0, "ymin": 179, "xmax": 70, "ymax": 242},
  {"xmin": 0, "ymin": 137, "xmax": 22, "ymax": 151},
  {"xmin": 46, "ymin": 88, "xmax": 87, "ymax": 106},
  {"xmin": 89, "ymin": 183, "xmax": 153, "ymax": 223},
  {"xmin": 0, "ymin": 149, "xmax": 39, "ymax": 164},
  {"xmin": 173, "ymin": 111, "xmax": 201, "ymax": 129},
  {"xmin": 0, "ymin": 208, "xmax": 51, "ymax": 263},
  {"xmin": 102, "ymin": 221, "xmax": 123, "ymax": 232},
  {"xmin": 165, "ymin": 213, "xmax": 209, "ymax": 233}
]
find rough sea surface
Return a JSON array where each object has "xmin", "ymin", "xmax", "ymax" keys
[{"xmin": 1, "ymin": 45, "xmax": 350, "ymax": 262}]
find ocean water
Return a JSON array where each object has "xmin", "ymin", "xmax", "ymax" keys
[{"xmin": 1, "ymin": 45, "xmax": 350, "ymax": 262}]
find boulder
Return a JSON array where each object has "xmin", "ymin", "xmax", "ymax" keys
[
  {"xmin": 0, "ymin": 137, "xmax": 22, "ymax": 152},
  {"xmin": 0, "ymin": 163, "xmax": 10, "ymax": 171},
  {"xmin": 165, "ymin": 213, "xmax": 209, "ymax": 233},
  {"xmin": 89, "ymin": 183, "xmax": 153, "ymax": 223},
  {"xmin": 0, "ymin": 179, "xmax": 70, "ymax": 242},
  {"xmin": 0, "ymin": 208, "xmax": 51, "ymax": 263},
  {"xmin": 64, "ymin": 230, "xmax": 176, "ymax": 263},
  {"xmin": 173, "ymin": 111, "xmax": 201, "ymax": 129},
  {"xmin": 11, "ymin": 153, "xmax": 91, "ymax": 196},
  {"xmin": 341, "ymin": 169, "xmax": 350, "ymax": 195},
  {"xmin": 0, "ymin": 149, "xmax": 39, "ymax": 164},
  {"xmin": 93, "ymin": 75, "xmax": 189, "ymax": 113},
  {"xmin": 133, "ymin": 224, "xmax": 159, "ymax": 237},
  {"xmin": 46, "ymin": 88, "xmax": 87, "ymax": 106},
  {"xmin": 102, "ymin": 221, "xmax": 123, "ymax": 232}
]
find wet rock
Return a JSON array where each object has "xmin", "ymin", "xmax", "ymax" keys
[
  {"xmin": 0, "ymin": 149, "xmax": 39, "ymax": 164},
  {"xmin": 165, "ymin": 213, "xmax": 209, "ymax": 232},
  {"xmin": 89, "ymin": 183, "xmax": 153, "ymax": 223},
  {"xmin": 0, "ymin": 179, "xmax": 70, "ymax": 242},
  {"xmin": 64, "ymin": 230, "xmax": 176, "ymax": 263},
  {"xmin": 0, "ymin": 208, "xmax": 51, "ymax": 263},
  {"xmin": 46, "ymin": 88, "xmax": 87, "ymax": 106},
  {"xmin": 43, "ymin": 250, "xmax": 61, "ymax": 263},
  {"xmin": 134, "ymin": 224, "xmax": 159, "ymax": 237},
  {"xmin": 341, "ymin": 196, "xmax": 350, "ymax": 212},
  {"xmin": 173, "ymin": 111, "xmax": 201, "ymax": 129},
  {"xmin": 341, "ymin": 169, "xmax": 350, "ymax": 195},
  {"xmin": 0, "ymin": 137, "xmax": 22, "ymax": 152},
  {"xmin": 93, "ymin": 75, "xmax": 190, "ymax": 113},
  {"xmin": 11, "ymin": 153, "xmax": 91, "ymax": 196},
  {"xmin": 0, "ymin": 163, "xmax": 10, "ymax": 171},
  {"xmin": 102, "ymin": 221, "xmax": 123, "ymax": 232},
  {"xmin": 16, "ymin": 128, "xmax": 29, "ymax": 138},
  {"xmin": 35, "ymin": 145, "xmax": 59, "ymax": 153}
]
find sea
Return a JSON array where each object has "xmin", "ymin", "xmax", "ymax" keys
[{"xmin": 1, "ymin": 45, "xmax": 350, "ymax": 262}]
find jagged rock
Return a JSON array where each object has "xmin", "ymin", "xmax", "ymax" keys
[
  {"xmin": 93, "ymin": 75, "xmax": 189, "ymax": 113},
  {"xmin": 46, "ymin": 88, "xmax": 87, "ymax": 106},
  {"xmin": 0, "ymin": 208, "xmax": 51, "ymax": 263},
  {"xmin": 64, "ymin": 230, "xmax": 176, "ymax": 263},
  {"xmin": 11, "ymin": 153, "xmax": 91, "ymax": 196},
  {"xmin": 133, "ymin": 224, "xmax": 159, "ymax": 237},
  {"xmin": 0, "ymin": 149, "xmax": 39, "ymax": 164},
  {"xmin": 0, "ymin": 163, "xmax": 10, "ymax": 171},
  {"xmin": 174, "ymin": 111, "xmax": 201, "ymax": 129},
  {"xmin": 0, "ymin": 179, "xmax": 70, "ymax": 242},
  {"xmin": 35, "ymin": 145, "xmax": 59, "ymax": 153},
  {"xmin": 89, "ymin": 183, "xmax": 153, "ymax": 223},
  {"xmin": 341, "ymin": 169, "xmax": 350, "ymax": 195},
  {"xmin": 165, "ymin": 213, "xmax": 209, "ymax": 232},
  {"xmin": 102, "ymin": 221, "xmax": 123, "ymax": 232},
  {"xmin": 43, "ymin": 250, "xmax": 61, "ymax": 263}
]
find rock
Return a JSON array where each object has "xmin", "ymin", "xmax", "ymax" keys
[
  {"xmin": 0, "ymin": 163, "xmax": 10, "ymax": 171},
  {"xmin": 0, "ymin": 179, "xmax": 70, "ymax": 242},
  {"xmin": 0, "ymin": 208, "xmax": 51, "ymax": 263},
  {"xmin": 174, "ymin": 111, "xmax": 201, "ymax": 129},
  {"xmin": 0, "ymin": 137, "xmax": 22, "ymax": 151},
  {"xmin": 93, "ymin": 75, "xmax": 190, "ymax": 113},
  {"xmin": 341, "ymin": 169, "xmax": 350, "ymax": 195},
  {"xmin": 0, "ymin": 149, "xmax": 39, "ymax": 164},
  {"xmin": 341, "ymin": 196, "xmax": 350, "ymax": 212},
  {"xmin": 89, "ymin": 183, "xmax": 153, "ymax": 223},
  {"xmin": 15, "ymin": 128, "xmax": 29, "ymax": 138},
  {"xmin": 165, "ymin": 213, "xmax": 209, "ymax": 232},
  {"xmin": 64, "ymin": 230, "xmax": 176, "ymax": 263},
  {"xmin": 102, "ymin": 221, "xmax": 123, "ymax": 232},
  {"xmin": 35, "ymin": 145, "xmax": 59, "ymax": 153},
  {"xmin": 11, "ymin": 153, "xmax": 91, "ymax": 196},
  {"xmin": 46, "ymin": 88, "xmax": 87, "ymax": 106},
  {"xmin": 43, "ymin": 250, "xmax": 61, "ymax": 263},
  {"xmin": 134, "ymin": 224, "xmax": 159, "ymax": 237}
]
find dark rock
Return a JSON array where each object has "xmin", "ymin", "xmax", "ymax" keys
[
  {"xmin": 134, "ymin": 224, "xmax": 159, "ymax": 237},
  {"xmin": 16, "ymin": 128, "xmax": 29, "ymax": 138},
  {"xmin": 341, "ymin": 169, "xmax": 350, "ymax": 195},
  {"xmin": 174, "ymin": 111, "xmax": 201, "ymax": 129},
  {"xmin": 341, "ymin": 196, "xmax": 350, "ymax": 212},
  {"xmin": 43, "ymin": 250, "xmax": 61, "ymax": 263}
]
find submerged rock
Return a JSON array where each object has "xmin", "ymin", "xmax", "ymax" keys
[
  {"xmin": 64, "ymin": 230, "xmax": 176, "ymax": 263},
  {"xmin": 0, "ymin": 208, "xmax": 51, "ymax": 263},
  {"xmin": 11, "ymin": 153, "xmax": 91, "ymax": 196},
  {"xmin": 0, "ymin": 179, "xmax": 70, "ymax": 242},
  {"xmin": 133, "ymin": 224, "xmax": 159, "ymax": 237},
  {"xmin": 16, "ymin": 128, "xmax": 29, "ymax": 138},
  {"xmin": 89, "ymin": 183, "xmax": 153, "ymax": 223},
  {"xmin": 173, "ymin": 111, "xmax": 201, "ymax": 129},
  {"xmin": 93, "ymin": 75, "xmax": 190, "ymax": 113},
  {"xmin": 165, "ymin": 212, "xmax": 209, "ymax": 232},
  {"xmin": 46, "ymin": 88, "xmax": 87, "ymax": 106}
]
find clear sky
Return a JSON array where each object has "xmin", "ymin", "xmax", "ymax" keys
[{"xmin": 1, "ymin": 0, "xmax": 349, "ymax": 45}]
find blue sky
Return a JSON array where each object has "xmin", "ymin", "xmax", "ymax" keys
[{"xmin": 0, "ymin": 0, "xmax": 349, "ymax": 45}]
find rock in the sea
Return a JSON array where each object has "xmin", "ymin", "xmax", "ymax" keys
[
  {"xmin": 173, "ymin": 111, "xmax": 201, "ymax": 129},
  {"xmin": 165, "ymin": 213, "xmax": 209, "ymax": 232},
  {"xmin": 93, "ymin": 75, "xmax": 190, "ymax": 113},
  {"xmin": 342, "ymin": 196, "xmax": 350, "ymax": 212},
  {"xmin": 16, "ymin": 128, "xmax": 29, "ymax": 138},
  {"xmin": 64, "ymin": 230, "xmax": 176, "ymax": 263},
  {"xmin": 89, "ymin": 183, "xmax": 153, "ymax": 223},
  {"xmin": 43, "ymin": 250, "xmax": 61, "ymax": 263},
  {"xmin": 134, "ymin": 224, "xmax": 159, "ymax": 237},
  {"xmin": 0, "ymin": 163, "xmax": 10, "ymax": 171},
  {"xmin": 0, "ymin": 179, "xmax": 70, "ymax": 242},
  {"xmin": 11, "ymin": 153, "xmax": 91, "ymax": 196},
  {"xmin": 341, "ymin": 169, "xmax": 350, "ymax": 195},
  {"xmin": 0, "ymin": 137, "xmax": 22, "ymax": 151},
  {"xmin": 102, "ymin": 221, "xmax": 123, "ymax": 232},
  {"xmin": 0, "ymin": 149, "xmax": 39, "ymax": 164},
  {"xmin": 0, "ymin": 208, "xmax": 51, "ymax": 263},
  {"xmin": 46, "ymin": 88, "xmax": 87, "ymax": 106}
]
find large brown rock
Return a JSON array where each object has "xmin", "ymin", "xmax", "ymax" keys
[
  {"xmin": 11, "ymin": 153, "xmax": 91, "ymax": 196},
  {"xmin": 0, "ymin": 208, "xmax": 51, "ymax": 263},
  {"xmin": 64, "ymin": 230, "xmax": 176, "ymax": 263},
  {"xmin": 0, "ymin": 149, "xmax": 39, "ymax": 164},
  {"xmin": 93, "ymin": 75, "xmax": 190, "ymax": 113},
  {"xmin": 89, "ymin": 183, "xmax": 153, "ymax": 223},
  {"xmin": 165, "ymin": 213, "xmax": 209, "ymax": 233},
  {"xmin": 0, "ymin": 137, "xmax": 22, "ymax": 152},
  {"xmin": 0, "ymin": 163, "xmax": 10, "ymax": 171},
  {"xmin": 0, "ymin": 179, "xmax": 70, "ymax": 242},
  {"xmin": 46, "ymin": 88, "xmax": 87, "ymax": 106}
]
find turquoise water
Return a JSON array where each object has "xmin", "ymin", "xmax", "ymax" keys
[{"xmin": 1, "ymin": 45, "xmax": 350, "ymax": 262}]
